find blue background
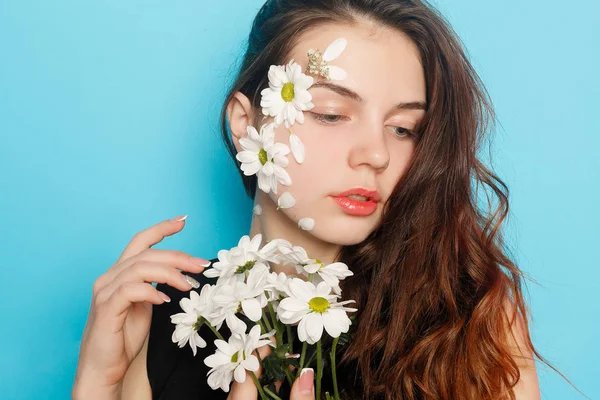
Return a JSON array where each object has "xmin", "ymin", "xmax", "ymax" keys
[{"xmin": 0, "ymin": 1, "xmax": 597, "ymax": 398}]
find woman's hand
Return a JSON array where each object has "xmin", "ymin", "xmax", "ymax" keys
[
  {"xmin": 227, "ymin": 339, "xmax": 315, "ymax": 400},
  {"xmin": 72, "ymin": 216, "xmax": 211, "ymax": 396}
]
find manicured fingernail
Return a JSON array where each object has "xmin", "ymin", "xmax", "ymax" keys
[
  {"xmin": 158, "ymin": 292, "xmax": 171, "ymax": 303},
  {"xmin": 190, "ymin": 257, "xmax": 211, "ymax": 267},
  {"xmin": 299, "ymin": 368, "xmax": 314, "ymax": 395},
  {"xmin": 172, "ymin": 215, "xmax": 188, "ymax": 222},
  {"xmin": 182, "ymin": 274, "xmax": 200, "ymax": 289}
]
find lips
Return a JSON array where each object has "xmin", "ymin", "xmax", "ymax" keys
[
  {"xmin": 329, "ymin": 187, "xmax": 381, "ymax": 216},
  {"xmin": 331, "ymin": 188, "xmax": 381, "ymax": 203}
]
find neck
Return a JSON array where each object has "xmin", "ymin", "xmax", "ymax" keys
[{"xmin": 248, "ymin": 189, "xmax": 341, "ymax": 275}]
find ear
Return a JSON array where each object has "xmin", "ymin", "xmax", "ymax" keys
[{"xmin": 227, "ymin": 91, "xmax": 256, "ymax": 153}]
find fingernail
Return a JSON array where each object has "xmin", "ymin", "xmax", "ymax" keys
[
  {"xmin": 299, "ymin": 368, "xmax": 314, "ymax": 395},
  {"xmin": 190, "ymin": 257, "xmax": 211, "ymax": 267},
  {"xmin": 182, "ymin": 274, "xmax": 200, "ymax": 289},
  {"xmin": 172, "ymin": 215, "xmax": 188, "ymax": 222},
  {"xmin": 158, "ymin": 292, "xmax": 171, "ymax": 303}
]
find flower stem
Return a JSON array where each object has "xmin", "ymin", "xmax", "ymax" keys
[
  {"xmin": 286, "ymin": 325, "xmax": 294, "ymax": 354},
  {"xmin": 258, "ymin": 320, "xmax": 267, "ymax": 335},
  {"xmin": 296, "ymin": 342, "xmax": 308, "ymax": 379},
  {"xmin": 267, "ymin": 301, "xmax": 282, "ymax": 340},
  {"xmin": 262, "ymin": 312, "xmax": 273, "ymax": 332},
  {"xmin": 249, "ymin": 371, "xmax": 268, "ymax": 400},
  {"xmin": 316, "ymin": 340, "xmax": 323, "ymax": 400},
  {"xmin": 331, "ymin": 337, "xmax": 340, "ymax": 400},
  {"xmin": 263, "ymin": 385, "xmax": 283, "ymax": 400},
  {"xmin": 205, "ymin": 322, "xmax": 224, "ymax": 341}
]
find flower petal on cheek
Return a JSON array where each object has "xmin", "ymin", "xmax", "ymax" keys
[
  {"xmin": 298, "ymin": 217, "xmax": 315, "ymax": 231},
  {"xmin": 289, "ymin": 134, "xmax": 305, "ymax": 164}
]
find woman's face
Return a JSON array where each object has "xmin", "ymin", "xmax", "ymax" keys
[{"xmin": 241, "ymin": 21, "xmax": 427, "ymax": 246}]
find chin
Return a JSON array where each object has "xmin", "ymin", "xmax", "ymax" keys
[{"xmin": 308, "ymin": 218, "xmax": 377, "ymax": 246}]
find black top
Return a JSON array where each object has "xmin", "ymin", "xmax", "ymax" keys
[{"xmin": 147, "ymin": 257, "xmax": 229, "ymax": 399}]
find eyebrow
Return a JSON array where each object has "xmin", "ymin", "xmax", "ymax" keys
[{"xmin": 310, "ymin": 81, "xmax": 427, "ymax": 111}]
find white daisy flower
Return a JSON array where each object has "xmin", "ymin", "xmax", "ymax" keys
[
  {"xmin": 277, "ymin": 192, "xmax": 296, "ymax": 210},
  {"xmin": 304, "ymin": 261, "xmax": 353, "ymax": 295},
  {"xmin": 277, "ymin": 279, "xmax": 357, "ymax": 344},
  {"xmin": 203, "ymin": 233, "xmax": 268, "ymax": 284},
  {"xmin": 265, "ymin": 271, "xmax": 290, "ymax": 301},
  {"xmin": 298, "ymin": 217, "xmax": 315, "ymax": 231},
  {"xmin": 210, "ymin": 265, "xmax": 270, "ymax": 333},
  {"xmin": 235, "ymin": 122, "xmax": 292, "ymax": 195},
  {"xmin": 260, "ymin": 59, "xmax": 315, "ymax": 129},
  {"xmin": 204, "ymin": 324, "xmax": 272, "ymax": 392},
  {"xmin": 170, "ymin": 284, "xmax": 217, "ymax": 356}
]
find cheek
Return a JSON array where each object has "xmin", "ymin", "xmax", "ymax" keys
[{"xmin": 273, "ymin": 122, "xmax": 347, "ymax": 188}]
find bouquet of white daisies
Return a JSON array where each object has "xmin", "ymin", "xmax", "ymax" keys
[{"xmin": 169, "ymin": 233, "xmax": 357, "ymax": 400}]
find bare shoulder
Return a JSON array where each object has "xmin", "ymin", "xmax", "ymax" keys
[
  {"xmin": 502, "ymin": 298, "xmax": 541, "ymax": 400},
  {"xmin": 121, "ymin": 333, "xmax": 152, "ymax": 400}
]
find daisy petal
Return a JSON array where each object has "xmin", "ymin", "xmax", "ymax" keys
[{"xmin": 323, "ymin": 38, "xmax": 347, "ymax": 62}]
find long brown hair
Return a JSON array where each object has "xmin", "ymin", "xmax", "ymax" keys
[{"xmin": 218, "ymin": 0, "xmax": 582, "ymax": 398}]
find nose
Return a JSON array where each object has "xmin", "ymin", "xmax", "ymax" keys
[{"xmin": 347, "ymin": 122, "xmax": 390, "ymax": 172}]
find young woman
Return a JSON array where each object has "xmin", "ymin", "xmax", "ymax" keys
[{"xmin": 73, "ymin": 0, "xmax": 572, "ymax": 399}]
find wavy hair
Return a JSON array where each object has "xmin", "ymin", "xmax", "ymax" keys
[{"xmin": 218, "ymin": 0, "xmax": 581, "ymax": 398}]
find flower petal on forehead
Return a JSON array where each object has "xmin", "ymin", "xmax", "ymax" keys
[
  {"xmin": 323, "ymin": 38, "xmax": 347, "ymax": 62},
  {"xmin": 327, "ymin": 65, "xmax": 347, "ymax": 81}
]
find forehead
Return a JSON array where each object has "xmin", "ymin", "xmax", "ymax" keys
[{"xmin": 287, "ymin": 21, "xmax": 426, "ymax": 104}]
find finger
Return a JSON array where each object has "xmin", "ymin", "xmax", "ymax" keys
[
  {"xmin": 97, "ymin": 261, "xmax": 201, "ymax": 303},
  {"xmin": 228, "ymin": 371, "xmax": 258, "ymax": 400},
  {"xmin": 100, "ymin": 281, "xmax": 170, "ymax": 319},
  {"xmin": 290, "ymin": 368, "xmax": 315, "ymax": 399},
  {"xmin": 117, "ymin": 215, "xmax": 189, "ymax": 263},
  {"xmin": 228, "ymin": 335, "xmax": 277, "ymax": 399},
  {"xmin": 103, "ymin": 248, "xmax": 210, "ymax": 286}
]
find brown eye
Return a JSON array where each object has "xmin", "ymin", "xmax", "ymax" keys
[{"xmin": 311, "ymin": 112, "xmax": 347, "ymax": 124}]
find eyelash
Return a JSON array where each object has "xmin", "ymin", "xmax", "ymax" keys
[{"xmin": 310, "ymin": 112, "xmax": 415, "ymax": 138}]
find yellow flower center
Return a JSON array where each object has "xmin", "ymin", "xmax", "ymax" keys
[
  {"xmin": 231, "ymin": 351, "xmax": 239, "ymax": 363},
  {"xmin": 281, "ymin": 82, "xmax": 295, "ymax": 102},
  {"xmin": 308, "ymin": 296, "xmax": 330, "ymax": 313},
  {"xmin": 258, "ymin": 148, "xmax": 268, "ymax": 165},
  {"xmin": 314, "ymin": 259, "xmax": 324, "ymax": 269},
  {"xmin": 235, "ymin": 260, "xmax": 256, "ymax": 274}
]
